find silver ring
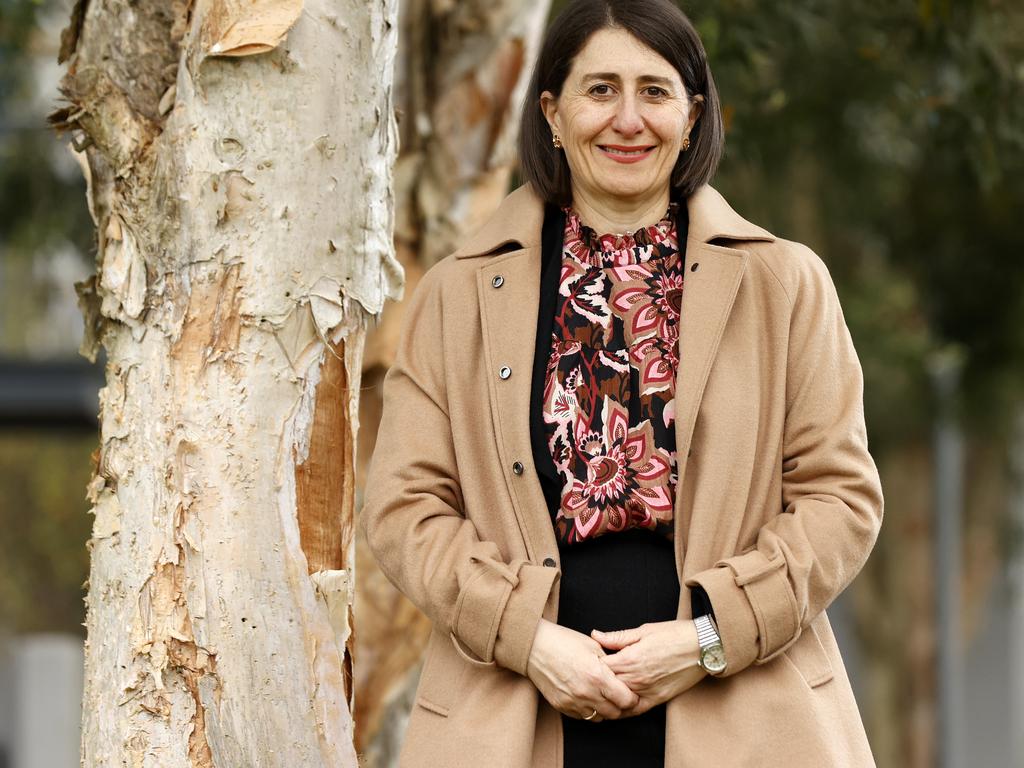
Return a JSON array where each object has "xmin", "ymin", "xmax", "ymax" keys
[{"xmin": 583, "ymin": 708, "xmax": 598, "ymax": 720}]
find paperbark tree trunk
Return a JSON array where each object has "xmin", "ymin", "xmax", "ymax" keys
[
  {"xmin": 50, "ymin": 1, "xmax": 399, "ymax": 766},
  {"xmin": 354, "ymin": 1, "xmax": 551, "ymax": 764}
]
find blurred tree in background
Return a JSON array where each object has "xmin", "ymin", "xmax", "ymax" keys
[{"xmin": 685, "ymin": 0, "xmax": 1024, "ymax": 437}]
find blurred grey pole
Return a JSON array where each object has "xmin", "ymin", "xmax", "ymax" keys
[
  {"xmin": 1011, "ymin": 405, "xmax": 1024, "ymax": 768},
  {"xmin": 11, "ymin": 634, "xmax": 83, "ymax": 768},
  {"xmin": 0, "ymin": 630, "xmax": 12, "ymax": 768},
  {"xmin": 929, "ymin": 348, "xmax": 967, "ymax": 768}
]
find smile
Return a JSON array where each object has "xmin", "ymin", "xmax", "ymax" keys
[{"xmin": 598, "ymin": 145, "xmax": 656, "ymax": 163}]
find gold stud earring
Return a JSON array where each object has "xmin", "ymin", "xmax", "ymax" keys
[
  {"xmin": 681, "ymin": 136, "xmax": 691, "ymax": 151},
  {"xmin": 552, "ymin": 134, "xmax": 563, "ymax": 149}
]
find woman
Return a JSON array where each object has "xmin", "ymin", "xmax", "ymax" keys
[{"xmin": 360, "ymin": 1, "xmax": 884, "ymax": 766}]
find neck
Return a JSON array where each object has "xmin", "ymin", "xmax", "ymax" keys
[{"xmin": 569, "ymin": 185, "xmax": 672, "ymax": 235}]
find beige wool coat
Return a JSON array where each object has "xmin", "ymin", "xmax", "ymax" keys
[{"xmin": 360, "ymin": 183, "xmax": 884, "ymax": 768}]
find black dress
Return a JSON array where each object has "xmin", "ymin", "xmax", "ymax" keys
[
  {"xmin": 528, "ymin": 203, "xmax": 710, "ymax": 768},
  {"xmin": 552, "ymin": 530, "xmax": 680, "ymax": 767}
]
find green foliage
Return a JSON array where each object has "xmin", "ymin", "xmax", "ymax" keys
[
  {"xmin": 0, "ymin": 0, "xmax": 48, "ymax": 104},
  {"xmin": 1, "ymin": 0, "xmax": 94, "ymax": 356},
  {"xmin": 684, "ymin": 0, "xmax": 1024, "ymax": 443}
]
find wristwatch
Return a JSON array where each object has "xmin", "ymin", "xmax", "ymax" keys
[{"xmin": 694, "ymin": 614, "xmax": 727, "ymax": 675}]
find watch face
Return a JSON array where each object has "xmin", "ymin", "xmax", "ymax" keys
[{"xmin": 701, "ymin": 643, "xmax": 727, "ymax": 674}]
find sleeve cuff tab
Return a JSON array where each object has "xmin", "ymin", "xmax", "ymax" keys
[{"xmin": 719, "ymin": 549, "xmax": 786, "ymax": 586}]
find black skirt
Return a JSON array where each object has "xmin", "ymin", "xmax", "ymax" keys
[{"xmin": 556, "ymin": 527, "xmax": 681, "ymax": 768}]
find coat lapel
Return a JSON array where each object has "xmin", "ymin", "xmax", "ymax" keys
[
  {"xmin": 476, "ymin": 248, "xmax": 559, "ymax": 564},
  {"xmin": 671, "ymin": 241, "xmax": 748, "ymax": 578}
]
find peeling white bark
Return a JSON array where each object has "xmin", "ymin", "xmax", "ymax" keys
[{"xmin": 59, "ymin": 1, "xmax": 399, "ymax": 766}]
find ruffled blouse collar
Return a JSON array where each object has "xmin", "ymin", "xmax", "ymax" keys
[{"xmin": 562, "ymin": 203, "xmax": 678, "ymax": 268}]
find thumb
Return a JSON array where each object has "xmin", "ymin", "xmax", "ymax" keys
[{"xmin": 591, "ymin": 627, "xmax": 642, "ymax": 649}]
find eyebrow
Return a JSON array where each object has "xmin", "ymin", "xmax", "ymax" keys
[{"xmin": 581, "ymin": 73, "xmax": 678, "ymax": 87}]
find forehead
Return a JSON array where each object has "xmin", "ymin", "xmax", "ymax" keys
[{"xmin": 568, "ymin": 27, "xmax": 681, "ymax": 82}]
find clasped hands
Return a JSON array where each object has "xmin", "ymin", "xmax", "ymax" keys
[{"xmin": 525, "ymin": 618, "xmax": 707, "ymax": 723}]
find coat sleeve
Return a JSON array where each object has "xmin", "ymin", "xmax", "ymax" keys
[
  {"xmin": 683, "ymin": 242, "xmax": 883, "ymax": 678},
  {"xmin": 359, "ymin": 260, "xmax": 559, "ymax": 677}
]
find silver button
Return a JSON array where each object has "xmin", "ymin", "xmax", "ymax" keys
[
  {"xmin": 491, "ymin": 275, "xmax": 504, "ymax": 288},
  {"xmin": 499, "ymin": 365, "xmax": 511, "ymax": 379},
  {"xmin": 512, "ymin": 461, "xmax": 524, "ymax": 475}
]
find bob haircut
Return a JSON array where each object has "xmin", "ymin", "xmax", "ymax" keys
[{"xmin": 518, "ymin": 0, "xmax": 724, "ymax": 207}]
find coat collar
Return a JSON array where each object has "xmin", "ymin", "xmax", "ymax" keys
[{"xmin": 452, "ymin": 183, "xmax": 775, "ymax": 259}]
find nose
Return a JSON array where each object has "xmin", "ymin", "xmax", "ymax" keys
[{"xmin": 611, "ymin": 93, "xmax": 644, "ymax": 137}]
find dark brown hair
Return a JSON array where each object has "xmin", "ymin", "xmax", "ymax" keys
[{"xmin": 518, "ymin": 0, "xmax": 724, "ymax": 206}]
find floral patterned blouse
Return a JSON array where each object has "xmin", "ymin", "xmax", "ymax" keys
[{"xmin": 542, "ymin": 205, "xmax": 685, "ymax": 546}]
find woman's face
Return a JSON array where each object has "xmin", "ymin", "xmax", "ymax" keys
[{"xmin": 541, "ymin": 27, "xmax": 702, "ymax": 212}]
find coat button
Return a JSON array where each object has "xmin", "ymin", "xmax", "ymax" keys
[
  {"xmin": 491, "ymin": 275, "xmax": 504, "ymax": 288},
  {"xmin": 498, "ymin": 365, "xmax": 512, "ymax": 379},
  {"xmin": 690, "ymin": 262, "xmax": 700, "ymax": 272},
  {"xmin": 542, "ymin": 557, "xmax": 557, "ymax": 567},
  {"xmin": 512, "ymin": 461, "xmax": 524, "ymax": 475}
]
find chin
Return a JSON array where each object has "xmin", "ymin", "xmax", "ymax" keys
[{"xmin": 596, "ymin": 179, "xmax": 658, "ymax": 203}]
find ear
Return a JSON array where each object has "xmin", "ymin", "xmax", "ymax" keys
[
  {"xmin": 687, "ymin": 93, "xmax": 705, "ymax": 132},
  {"xmin": 540, "ymin": 90, "xmax": 560, "ymax": 135}
]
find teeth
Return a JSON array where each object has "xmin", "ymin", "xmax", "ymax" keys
[{"xmin": 603, "ymin": 147, "xmax": 648, "ymax": 155}]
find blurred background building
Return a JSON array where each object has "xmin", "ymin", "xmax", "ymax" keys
[{"xmin": 1, "ymin": 0, "xmax": 1022, "ymax": 766}]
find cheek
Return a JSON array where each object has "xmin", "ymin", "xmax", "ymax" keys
[
  {"xmin": 651, "ymin": 108, "xmax": 690, "ymax": 142},
  {"xmin": 561, "ymin": 105, "xmax": 612, "ymax": 142},
  {"xmin": 565, "ymin": 119, "xmax": 602, "ymax": 144}
]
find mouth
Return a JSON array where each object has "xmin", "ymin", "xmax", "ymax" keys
[{"xmin": 598, "ymin": 144, "xmax": 656, "ymax": 163}]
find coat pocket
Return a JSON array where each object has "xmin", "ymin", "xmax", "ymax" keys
[
  {"xmin": 782, "ymin": 616, "xmax": 834, "ymax": 689},
  {"xmin": 414, "ymin": 628, "xmax": 468, "ymax": 717}
]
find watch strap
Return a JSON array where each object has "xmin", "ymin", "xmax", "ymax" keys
[{"xmin": 694, "ymin": 614, "xmax": 720, "ymax": 646}]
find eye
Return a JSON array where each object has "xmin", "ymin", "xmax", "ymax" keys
[
  {"xmin": 588, "ymin": 83, "xmax": 614, "ymax": 97},
  {"xmin": 643, "ymin": 86, "xmax": 669, "ymax": 98}
]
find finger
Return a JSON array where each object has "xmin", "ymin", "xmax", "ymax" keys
[
  {"xmin": 591, "ymin": 627, "xmax": 642, "ymax": 650},
  {"xmin": 598, "ymin": 647, "xmax": 635, "ymax": 674},
  {"xmin": 578, "ymin": 691, "xmax": 622, "ymax": 721},
  {"xmin": 600, "ymin": 669, "xmax": 640, "ymax": 709},
  {"xmin": 630, "ymin": 697, "xmax": 653, "ymax": 717},
  {"xmin": 618, "ymin": 698, "xmax": 650, "ymax": 719},
  {"xmin": 571, "ymin": 703, "xmax": 603, "ymax": 722},
  {"xmin": 592, "ymin": 699, "xmax": 622, "ymax": 721}
]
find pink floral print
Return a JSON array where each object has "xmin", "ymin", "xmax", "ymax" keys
[{"xmin": 543, "ymin": 206, "xmax": 684, "ymax": 545}]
